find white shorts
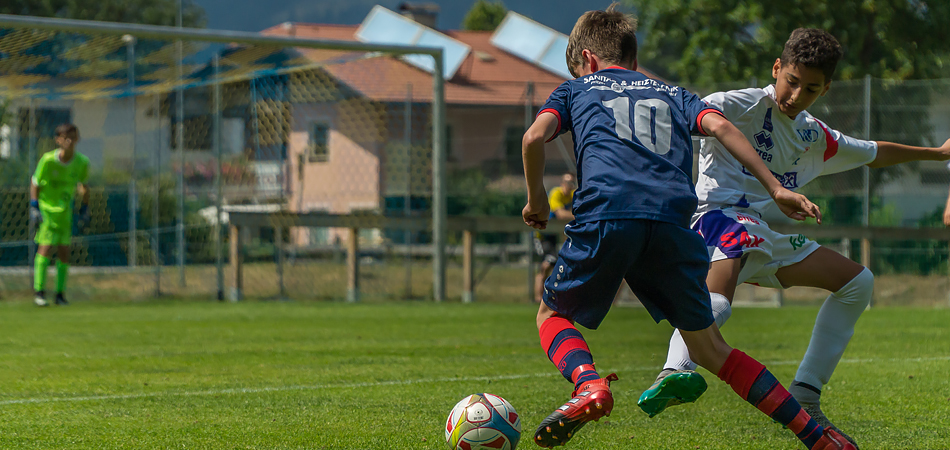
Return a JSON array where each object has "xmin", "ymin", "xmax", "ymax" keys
[{"xmin": 691, "ymin": 208, "xmax": 821, "ymax": 288}]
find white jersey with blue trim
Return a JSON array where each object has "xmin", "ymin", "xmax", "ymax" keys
[{"xmin": 694, "ymin": 85, "xmax": 879, "ymax": 217}]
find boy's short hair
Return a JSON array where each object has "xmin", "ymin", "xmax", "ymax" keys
[
  {"xmin": 55, "ymin": 123, "xmax": 79, "ymax": 137},
  {"xmin": 779, "ymin": 28, "xmax": 843, "ymax": 82},
  {"xmin": 566, "ymin": 3, "xmax": 638, "ymax": 78}
]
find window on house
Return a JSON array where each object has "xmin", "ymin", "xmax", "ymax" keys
[{"xmin": 308, "ymin": 122, "xmax": 329, "ymax": 162}]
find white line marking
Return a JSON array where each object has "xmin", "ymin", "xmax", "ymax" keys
[{"xmin": 2, "ymin": 355, "xmax": 948, "ymax": 406}]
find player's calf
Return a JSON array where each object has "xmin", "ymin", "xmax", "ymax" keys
[{"xmin": 716, "ymin": 349, "xmax": 859, "ymax": 449}]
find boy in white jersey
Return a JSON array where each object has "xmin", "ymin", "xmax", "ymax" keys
[{"xmin": 637, "ymin": 28, "xmax": 950, "ymax": 448}]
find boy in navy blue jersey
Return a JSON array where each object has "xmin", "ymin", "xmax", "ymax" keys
[{"xmin": 522, "ymin": 6, "xmax": 855, "ymax": 449}]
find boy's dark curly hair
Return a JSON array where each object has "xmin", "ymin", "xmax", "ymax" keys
[{"xmin": 780, "ymin": 28, "xmax": 843, "ymax": 81}]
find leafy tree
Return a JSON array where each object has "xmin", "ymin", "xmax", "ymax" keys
[
  {"xmin": 627, "ymin": 0, "xmax": 950, "ymax": 85},
  {"xmin": 0, "ymin": 0, "xmax": 206, "ymax": 27},
  {"xmin": 629, "ymin": 0, "xmax": 949, "ymax": 228},
  {"xmin": 461, "ymin": 0, "xmax": 508, "ymax": 31}
]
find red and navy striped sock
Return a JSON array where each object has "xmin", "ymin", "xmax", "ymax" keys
[
  {"xmin": 718, "ymin": 349, "xmax": 824, "ymax": 449},
  {"xmin": 539, "ymin": 317, "xmax": 599, "ymax": 390}
]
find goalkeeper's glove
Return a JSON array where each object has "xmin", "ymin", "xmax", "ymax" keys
[
  {"xmin": 29, "ymin": 200, "xmax": 42, "ymax": 225},
  {"xmin": 78, "ymin": 203, "xmax": 91, "ymax": 232}
]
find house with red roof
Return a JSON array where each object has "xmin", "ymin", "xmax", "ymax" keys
[{"xmin": 257, "ymin": 5, "xmax": 662, "ymax": 244}]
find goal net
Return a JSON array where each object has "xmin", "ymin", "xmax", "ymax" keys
[{"xmin": 0, "ymin": 15, "xmax": 442, "ymax": 301}]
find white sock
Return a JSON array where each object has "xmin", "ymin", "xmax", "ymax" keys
[
  {"xmin": 664, "ymin": 292, "xmax": 732, "ymax": 371},
  {"xmin": 790, "ymin": 267, "xmax": 873, "ymax": 405}
]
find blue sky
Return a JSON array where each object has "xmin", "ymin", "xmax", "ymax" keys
[{"xmin": 193, "ymin": 0, "xmax": 622, "ymax": 34}]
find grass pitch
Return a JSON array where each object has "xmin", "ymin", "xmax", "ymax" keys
[{"xmin": 0, "ymin": 300, "xmax": 948, "ymax": 449}]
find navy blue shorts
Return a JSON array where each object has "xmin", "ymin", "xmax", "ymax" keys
[{"xmin": 542, "ymin": 219, "xmax": 715, "ymax": 331}]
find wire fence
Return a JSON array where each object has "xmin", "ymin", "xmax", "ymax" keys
[
  {"xmin": 0, "ymin": 15, "xmax": 448, "ymax": 302},
  {"xmin": 2, "ymin": 15, "xmax": 950, "ymax": 306}
]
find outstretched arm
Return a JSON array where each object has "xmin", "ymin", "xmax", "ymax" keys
[
  {"xmin": 702, "ymin": 113, "xmax": 821, "ymax": 223},
  {"xmin": 522, "ymin": 112, "xmax": 559, "ymax": 230},
  {"xmin": 868, "ymin": 139, "xmax": 950, "ymax": 168}
]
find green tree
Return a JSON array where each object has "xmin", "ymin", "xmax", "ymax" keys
[
  {"xmin": 0, "ymin": 0, "xmax": 206, "ymax": 27},
  {"xmin": 629, "ymin": 0, "xmax": 949, "ymax": 228},
  {"xmin": 628, "ymin": 0, "xmax": 950, "ymax": 86},
  {"xmin": 461, "ymin": 0, "xmax": 508, "ymax": 31}
]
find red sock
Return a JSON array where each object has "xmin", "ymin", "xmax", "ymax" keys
[
  {"xmin": 718, "ymin": 349, "xmax": 824, "ymax": 448},
  {"xmin": 539, "ymin": 317, "xmax": 598, "ymax": 389}
]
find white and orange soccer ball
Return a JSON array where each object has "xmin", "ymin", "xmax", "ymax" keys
[{"xmin": 445, "ymin": 393, "xmax": 521, "ymax": 450}]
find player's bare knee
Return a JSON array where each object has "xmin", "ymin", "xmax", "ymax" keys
[
  {"xmin": 536, "ymin": 303, "xmax": 557, "ymax": 330},
  {"xmin": 833, "ymin": 266, "xmax": 873, "ymax": 307},
  {"xmin": 688, "ymin": 343, "xmax": 730, "ymax": 372},
  {"xmin": 681, "ymin": 327, "xmax": 730, "ymax": 370}
]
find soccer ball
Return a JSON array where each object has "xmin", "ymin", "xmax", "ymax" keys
[{"xmin": 445, "ymin": 393, "xmax": 521, "ymax": 450}]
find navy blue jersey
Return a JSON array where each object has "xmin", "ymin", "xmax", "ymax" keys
[{"xmin": 539, "ymin": 68, "xmax": 722, "ymax": 227}]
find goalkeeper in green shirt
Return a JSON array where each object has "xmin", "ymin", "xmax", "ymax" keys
[{"xmin": 29, "ymin": 123, "xmax": 90, "ymax": 306}]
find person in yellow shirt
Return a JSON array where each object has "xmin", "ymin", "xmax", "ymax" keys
[{"xmin": 533, "ymin": 173, "xmax": 576, "ymax": 303}]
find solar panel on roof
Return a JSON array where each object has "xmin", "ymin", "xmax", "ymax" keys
[
  {"xmin": 355, "ymin": 5, "xmax": 470, "ymax": 80},
  {"xmin": 490, "ymin": 12, "xmax": 571, "ymax": 79}
]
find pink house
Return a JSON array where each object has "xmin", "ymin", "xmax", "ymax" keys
[{"xmin": 259, "ymin": 15, "xmax": 663, "ymax": 244}]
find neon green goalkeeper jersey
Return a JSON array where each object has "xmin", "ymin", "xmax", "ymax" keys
[{"xmin": 32, "ymin": 150, "xmax": 89, "ymax": 216}]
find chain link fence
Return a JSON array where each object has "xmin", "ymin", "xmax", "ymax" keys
[
  {"xmin": 0, "ymin": 17, "xmax": 444, "ymax": 302},
  {"xmin": 2, "ymin": 15, "xmax": 949, "ymax": 305}
]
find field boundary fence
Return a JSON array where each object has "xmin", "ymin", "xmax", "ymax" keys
[
  {"xmin": 3, "ymin": 15, "xmax": 950, "ymax": 306},
  {"xmin": 0, "ymin": 13, "xmax": 448, "ymax": 302}
]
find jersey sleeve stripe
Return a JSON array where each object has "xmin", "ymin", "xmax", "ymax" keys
[
  {"xmin": 538, "ymin": 108, "xmax": 562, "ymax": 143},
  {"xmin": 815, "ymin": 119, "xmax": 839, "ymax": 162},
  {"xmin": 696, "ymin": 108, "xmax": 725, "ymax": 136}
]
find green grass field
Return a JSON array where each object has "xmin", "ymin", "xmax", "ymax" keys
[{"xmin": 1, "ymin": 300, "xmax": 948, "ymax": 449}]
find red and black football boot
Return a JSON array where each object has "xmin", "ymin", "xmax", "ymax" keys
[
  {"xmin": 812, "ymin": 429, "xmax": 858, "ymax": 450},
  {"xmin": 533, "ymin": 367, "xmax": 618, "ymax": 448}
]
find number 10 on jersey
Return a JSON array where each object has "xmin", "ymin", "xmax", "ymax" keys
[{"xmin": 603, "ymin": 96, "xmax": 672, "ymax": 155}]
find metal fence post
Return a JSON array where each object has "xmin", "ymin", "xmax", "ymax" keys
[
  {"xmin": 462, "ymin": 228, "xmax": 474, "ymax": 303},
  {"xmin": 404, "ymin": 83, "xmax": 413, "ymax": 299},
  {"xmin": 276, "ymin": 223, "xmax": 285, "ymax": 298},
  {"xmin": 153, "ymin": 93, "xmax": 162, "ymax": 297},
  {"xmin": 213, "ymin": 54, "xmax": 224, "ymax": 301},
  {"xmin": 176, "ymin": 33, "xmax": 186, "ymax": 288},
  {"xmin": 229, "ymin": 222, "xmax": 242, "ymax": 301},
  {"xmin": 432, "ymin": 52, "xmax": 446, "ymax": 302},
  {"xmin": 27, "ymin": 97, "xmax": 35, "ymax": 287},
  {"xmin": 126, "ymin": 35, "xmax": 138, "ymax": 268},
  {"xmin": 862, "ymin": 74, "xmax": 872, "ymax": 308},
  {"xmin": 347, "ymin": 227, "xmax": 359, "ymax": 302}
]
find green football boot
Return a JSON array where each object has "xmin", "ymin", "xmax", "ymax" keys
[{"xmin": 638, "ymin": 368, "xmax": 708, "ymax": 418}]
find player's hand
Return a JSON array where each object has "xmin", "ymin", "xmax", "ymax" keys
[
  {"xmin": 29, "ymin": 200, "xmax": 43, "ymax": 225},
  {"xmin": 942, "ymin": 205, "xmax": 950, "ymax": 227},
  {"xmin": 523, "ymin": 196, "xmax": 551, "ymax": 230},
  {"xmin": 772, "ymin": 188, "xmax": 821, "ymax": 224},
  {"xmin": 77, "ymin": 204, "xmax": 91, "ymax": 232},
  {"xmin": 938, "ymin": 138, "xmax": 950, "ymax": 160}
]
